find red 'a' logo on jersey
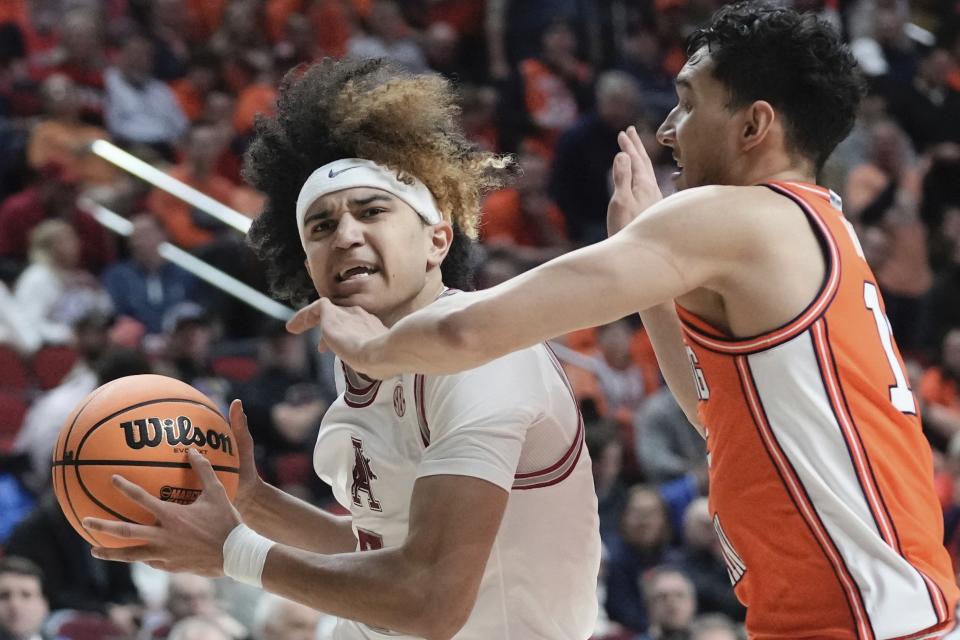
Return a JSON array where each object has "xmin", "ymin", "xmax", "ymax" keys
[{"xmin": 351, "ymin": 437, "xmax": 382, "ymax": 511}]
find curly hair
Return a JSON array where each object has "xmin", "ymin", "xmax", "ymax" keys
[
  {"xmin": 687, "ymin": 1, "xmax": 865, "ymax": 171},
  {"xmin": 243, "ymin": 58, "xmax": 515, "ymax": 305}
]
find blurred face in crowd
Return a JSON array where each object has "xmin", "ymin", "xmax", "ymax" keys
[
  {"xmin": 0, "ymin": 572, "xmax": 48, "ymax": 640},
  {"xmin": 301, "ymin": 187, "xmax": 452, "ymax": 324},
  {"xmin": 646, "ymin": 571, "xmax": 697, "ymax": 631},
  {"xmin": 621, "ymin": 487, "xmax": 670, "ymax": 550},
  {"xmin": 119, "ymin": 36, "xmax": 155, "ymax": 84},
  {"xmin": 368, "ymin": 1, "xmax": 406, "ymax": 40},
  {"xmin": 49, "ymin": 224, "xmax": 82, "ymax": 269},
  {"xmin": 597, "ymin": 75, "xmax": 642, "ymax": 131},
  {"xmin": 943, "ymin": 329, "xmax": 960, "ymax": 378},
  {"xmin": 186, "ymin": 125, "xmax": 226, "ymax": 175},
  {"xmin": 683, "ymin": 497, "xmax": 719, "ymax": 553},
  {"xmin": 260, "ymin": 600, "xmax": 323, "ymax": 640},
  {"xmin": 516, "ymin": 152, "xmax": 549, "ymax": 196},
  {"xmin": 129, "ymin": 214, "xmax": 166, "ymax": 270},
  {"xmin": 868, "ymin": 121, "xmax": 908, "ymax": 176},
  {"xmin": 152, "ymin": 0, "xmax": 187, "ymax": 33},
  {"xmin": 657, "ymin": 49, "xmax": 740, "ymax": 190},
  {"xmin": 425, "ymin": 22, "xmax": 459, "ymax": 70},
  {"xmin": 541, "ymin": 22, "xmax": 577, "ymax": 61},
  {"xmin": 597, "ymin": 320, "xmax": 634, "ymax": 370},
  {"xmin": 61, "ymin": 10, "xmax": 102, "ymax": 62},
  {"xmin": 167, "ymin": 575, "xmax": 217, "ymax": 622},
  {"xmin": 693, "ymin": 626, "xmax": 739, "ymax": 640},
  {"xmin": 41, "ymin": 74, "xmax": 81, "ymax": 120}
]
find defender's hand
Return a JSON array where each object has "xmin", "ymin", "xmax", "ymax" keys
[
  {"xmin": 286, "ymin": 298, "xmax": 391, "ymax": 378},
  {"xmin": 607, "ymin": 126, "xmax": 663, "ymax": 236}
]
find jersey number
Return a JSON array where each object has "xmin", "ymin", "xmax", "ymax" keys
[
  {"xmin": 357, "ymin": 528, "xmax": 384, "ymax": 551},
  {"xmin": 686, "ymin": 346, "xmax": 710, "ymax": 401},
  {"xmin": 863, "ymin": 282, "xmax": 916, "ymax": 414}
]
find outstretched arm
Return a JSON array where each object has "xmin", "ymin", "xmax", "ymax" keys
[{"xmin": 289, "ymin": 183, "xmax": 745, "ymax": 380}]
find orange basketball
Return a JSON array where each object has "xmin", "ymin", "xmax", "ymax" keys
[{"xmin": 52, "ymin": 374, "xmax": 240, "ymax": 548}]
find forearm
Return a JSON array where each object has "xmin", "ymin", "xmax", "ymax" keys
[
  {"xmin": 637, "ymin": 304, "xmax": 703, "ymax": 433},
  {"xmin": 261, "ymin": 544, "xmax": 461, "ymax": 640},
  {"xmin": 240, "ymin": 482, "xmax": 356, "ymax": 554},
  {"xmin": 379, "ymin": 236, "xmax": 670, "ymax": 376}
]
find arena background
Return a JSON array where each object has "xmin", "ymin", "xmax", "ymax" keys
[{"xmin": 1, "ymin": 0, "xmax": 959, "ymax": 638}]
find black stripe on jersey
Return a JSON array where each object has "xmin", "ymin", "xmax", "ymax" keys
[
  {"xmin": 820, "ymin": 320, "xmax": 947, "ymax": 624},
  {"xmin": 737, "ymin": 356, "xmax": 874, "ymax": 640}
]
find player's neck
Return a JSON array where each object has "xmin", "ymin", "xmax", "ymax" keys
[
  {"xmin": 738, "ymin": 151, "xmax": 816, "ymax": 187},
  {"xmin": 378, "ymin": 278, "xmax": 446, "ymax": 328}
]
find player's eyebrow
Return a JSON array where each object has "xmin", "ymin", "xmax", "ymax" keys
[
  {"xmin": 675, "ymin": 76, "xmax": 694, "ymax": 92},
  {"xmin": 302, "ymin": 194, "xmax": 393, "ymax": 228}
]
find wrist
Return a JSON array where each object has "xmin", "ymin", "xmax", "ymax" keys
[
  {"xmin": 235, "ymin": 477, "xmax": 269, "ymax": 520},
  {"xmin": 222, "ymin": 523, "xmax": 276, "ymax": 588}
]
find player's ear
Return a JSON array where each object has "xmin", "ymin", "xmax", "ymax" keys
[
  {"xmin": 426, "ymin": 221, "xmax": 453, "ymax": 269},
  {"xmin": 741, "ymin": 100, "xmax": 776, "ymax": 153}
]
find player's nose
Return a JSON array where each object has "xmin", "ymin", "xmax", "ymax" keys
[
  {"xmin": 332, "ymin": 212, "xmax": 365, "ymax": 249},
  {"xmin": 656, "ymin": 112, "xmax": 676, "ymax": 149}
]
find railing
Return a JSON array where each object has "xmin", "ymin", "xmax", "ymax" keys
[{"xmin": 85, "ymin": 140, "xmax": 293, "ymax": 321}]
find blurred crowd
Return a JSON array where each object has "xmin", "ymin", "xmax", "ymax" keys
[{"xmin": 1, "ymin": 0, "xmax": 960, "ymax": 639}]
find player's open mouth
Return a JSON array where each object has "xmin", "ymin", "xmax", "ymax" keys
[{"xmin": 336, "ymin": 266, "xmax": 380, "ymax": 282}]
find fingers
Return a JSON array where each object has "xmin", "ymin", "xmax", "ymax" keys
[
  {"xmin": 112, "ymin": 475, "xmax": 164, "ymax": 514},
  {"xmin": 187, "ymin": 449, "xmax": 225, "ymax": 496},
  {"xmin": 229, "ymin": 399, "xmax": 252, "ymax": 443},
  {"xmin": 91, "ymin": 544, "xmax": 158, "ymax": 563},
  {"xmin": 612, "ymin": 152, "xmax": 631, "ymax": 190},
  {"xmin": 285, "ymin": 298, "xmax": 328, "ymax": 335},
  {"xmin": 83, "ymin": 517, "xmax": 156, "ymax": 542}
]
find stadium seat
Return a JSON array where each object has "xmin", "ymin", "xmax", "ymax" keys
[
  {"xmin": 44, "ymin": 611, "xmax": 127, "ymax": 640},
  {"xmin": 211, "ymin": 355, "xmax": 260, "ymax": 382},
  {"xmin": 31, "ymin": 345, "xmax": 79, "ymax": 390},
  {"xmin": 0, "ymin": 391, "xmax": 28, "ymax": 452},
  {"xmin": 0, "ymin": 345, "xmax": 31, "ymax": 390}
]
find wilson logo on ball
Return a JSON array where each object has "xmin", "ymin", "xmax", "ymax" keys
[{"xmin": 118, "ymin": 416, "xmax": 234, "ymax": 454}]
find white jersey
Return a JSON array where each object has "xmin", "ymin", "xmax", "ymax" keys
[{"xmin": 314, "ymin": 336, "xmax": 601, "ymax": 640}]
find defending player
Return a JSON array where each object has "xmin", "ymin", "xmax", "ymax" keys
[
  {"xmin": 81, "ymin": 59, "xmax": 601, "ymax": 639},
  {"xmin": 294, "ymin": 4, "xmax": 960, "ymax": 638}
]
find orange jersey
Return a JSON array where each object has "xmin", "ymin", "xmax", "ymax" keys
[{"xmin": 676, "ymin": 181, "xmax": 959, "ymax": 639}]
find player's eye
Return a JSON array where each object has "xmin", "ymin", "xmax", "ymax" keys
[
  {"xmin": 311, "ymin": 219, "xmax": 336, "ymax": 234},
  {"xmin": 361, "ymin": 207, "xmax": 386, "ymax": 218}
]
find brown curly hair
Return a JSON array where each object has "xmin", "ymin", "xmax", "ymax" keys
[{"xmin": 243, "ymin": 58, "xmax": 516, "ymax": 306}]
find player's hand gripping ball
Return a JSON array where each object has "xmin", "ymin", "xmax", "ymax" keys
[{"xmin": 52, "ymin": 374, "xmax": 239, "ymax": 548}]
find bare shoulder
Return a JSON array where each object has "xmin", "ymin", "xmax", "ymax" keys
[{"xmin": 625, "ymin": 185, "xmax": 804, "ymax": 258}]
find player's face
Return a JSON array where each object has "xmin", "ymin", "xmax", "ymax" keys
[
  {"xmin": 657, "ymin": 48, "xmax": 741, "ymax": 190},
  {"xmin": 301, "ymin": 187, "xmax": 450, "ymax": 320}
]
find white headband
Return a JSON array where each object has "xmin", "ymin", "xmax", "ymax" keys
[{"xmin": 295, "ymin": 158, "xmax": 443, "ymax": 248}]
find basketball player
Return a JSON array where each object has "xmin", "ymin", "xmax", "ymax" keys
[
  {"xmin": 291, "ymin": 4, "xmax": 960, "ymax": 638},
  {"xmin": 81, "ymin": 59, "xmax": 601, "ymax": 640}
]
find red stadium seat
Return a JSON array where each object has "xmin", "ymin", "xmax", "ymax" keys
[
  {"xmin": 0, "ymin": 346, "xmax": 31, "ymax": 390},
  {"xmin": 0, "ymin": 391, "xmax": 28, "ymax": 452},
  {"xmin": 31, "ymin": 345, "xmax": 79, "ymax": 390},
  {"xmin": 211, "ymin": 355, "xmax": 260, "ymax": 382},
  {"xmin": 46, "ymin": 611, "xmax": 127, "ymax": 640}
]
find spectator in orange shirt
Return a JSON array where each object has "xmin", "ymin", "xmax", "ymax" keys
[
  {"xmin": 146, "ymin": 123, "xmax": 245, "ymax": 250},
  {"xmin": 517, "ymin": 19, "xmax": 593, "ymax": 152},
  {"xmin": 481, "ymin": 147, "xmax": 569, "ymax": 264},
  {"xmin": 169, "ymin": 50, "xmax": 221, "ymax": 123},
  {"xmin": 921, "ymin": 328, "xmax": 960, "ymax": 442},
  {"xmin": 27, "ymin": 74, "xmax": 117, "ymax": 188}
]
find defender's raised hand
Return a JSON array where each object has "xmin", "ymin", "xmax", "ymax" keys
[{"xmin": 607, "ymin": 125, "xmax": 664, "ymax": 236}]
